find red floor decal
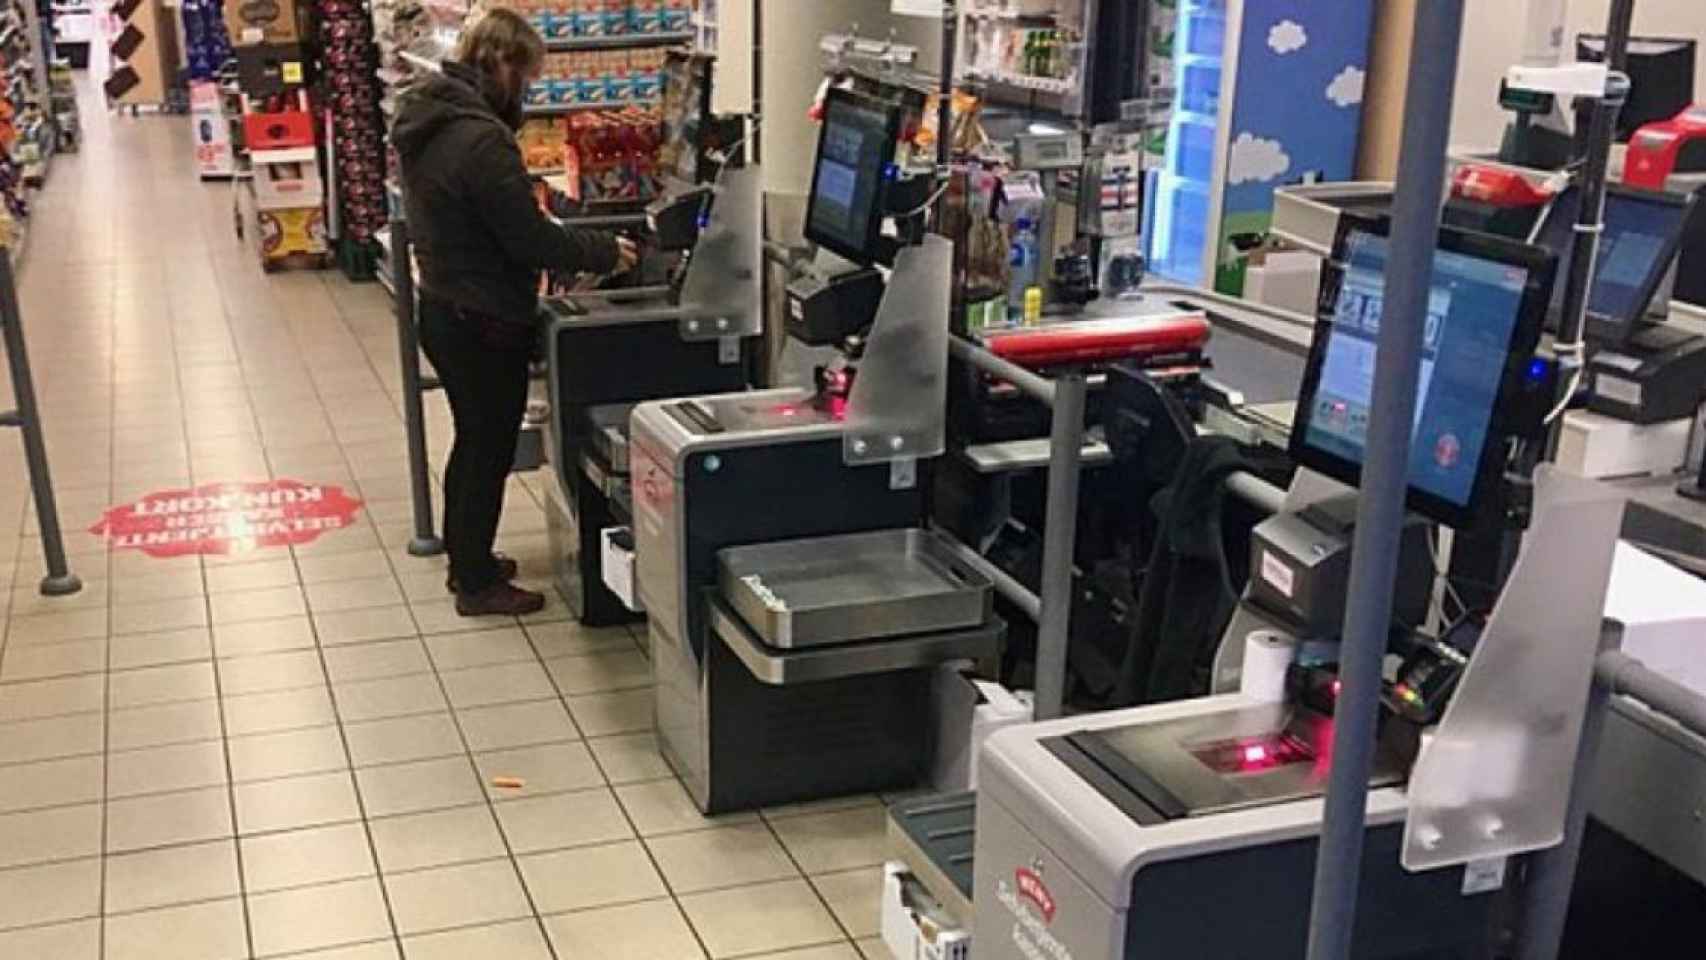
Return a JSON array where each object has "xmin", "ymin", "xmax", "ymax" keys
[{"xmin": 92, "ymin": 480, "xmax": 366, "ymax": 558}]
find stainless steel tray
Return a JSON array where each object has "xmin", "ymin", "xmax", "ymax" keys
[{"xmin": 717, "ymin": 529, "xmax": 994, "ymax": 649}]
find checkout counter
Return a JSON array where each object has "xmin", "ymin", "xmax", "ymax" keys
[{"xmin": 541, "ymin": 165, "xmax": 762, "ymax": 626}]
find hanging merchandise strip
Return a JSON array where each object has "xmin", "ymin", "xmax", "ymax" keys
[
  {"xmin": 0, "ymin": 0, "xmax": 55, "ymax": 259},
  {"xmin": 324, "ymin": 0, "xmax": 387, "ymax": 248}
]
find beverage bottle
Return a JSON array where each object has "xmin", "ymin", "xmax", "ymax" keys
[{"xmin": 1007, "ymin": 218, "xmax": 1038, "ymax": 323}]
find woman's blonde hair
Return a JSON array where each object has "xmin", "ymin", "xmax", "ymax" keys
[{"xmin": 456, "ymin": 7, "xmax": 547, "ymax": 77}]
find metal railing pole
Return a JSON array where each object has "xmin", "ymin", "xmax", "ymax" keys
[
  {"xmin": 391, "ymin": 218, "xmax": 444, "ymax": 557},
  {"xmin": 0, "ymin": 254, "xmax": 81, "ymax": 595},
  {"xmin": 1305, "ymin": 2, "xmax": 1466, "ymax": 957},
  {"xmin": 1033, "ymin": 372, "xmax": 1086, "ymax": 720}
]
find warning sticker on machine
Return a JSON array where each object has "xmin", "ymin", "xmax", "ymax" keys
[{"xmin": 91, "ymin": 480, "xmax": 365, "ymax": 558}]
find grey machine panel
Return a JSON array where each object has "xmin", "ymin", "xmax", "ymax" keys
[{"xmin": 717, "ymin": 528, "xmax": 993, "ymax": 649}]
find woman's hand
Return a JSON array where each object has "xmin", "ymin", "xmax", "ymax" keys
[{"xmin": 614, "ymin": 236, "xmax": 640, "ymax": 274}]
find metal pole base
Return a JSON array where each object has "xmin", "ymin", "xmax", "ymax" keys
[
  {"xmin": 1677, "ymin": 481, "xmax": 1706, "ymax": 503},
  {"xmin": 407, "ymin": 537, "xmax": 445, "ymax": 558},
  {"xmin": 38, "ymin": 573, "xmax": 83, "ymax": 597}
]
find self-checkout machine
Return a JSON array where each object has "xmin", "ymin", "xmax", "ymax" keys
[
  {"xmin": 877, "ymin": 212, "xmax": 1632, "ymax": 958},
  {"xmin": 629, "ymin": 87, "xmax": 1008, "ymax": 814},
  {"xmin": 539, "ymin": 115, "xmax": 764, "ymax": 627}
]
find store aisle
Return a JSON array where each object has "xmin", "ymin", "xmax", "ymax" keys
[{"xmin": 0, "ymin": 81, "xmax": 886, "ymax": 960}]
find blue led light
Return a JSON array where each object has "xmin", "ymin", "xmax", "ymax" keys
[
  {"xmin": 696, "ymin": 213, "xmax": 711, "ymax": 229},
  {"xmin": 1528, "ymin": 358, "xmax": 1549, "ymax": 381},
  {"xmin": 883, "ymin": 163, "xmax": 900, "ymax": 181}
]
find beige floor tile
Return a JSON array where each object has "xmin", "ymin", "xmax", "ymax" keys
[
  {"xmin": 271, "ymin": 938, "xmax": 400, "ymax": 959},
  {"xmin": 107, "ymin": 568, "xmax": 207, "ymax": 605},
  {"xmin": 234, "ymin": 770, "xmax": 361, "ymax": 836},
  {"xmin": 768, "ymin": 806, "xmax": 890, "ymax": 874},
  {"xmin": 103, "ymin": 897, "xmax": 248, "ymax": 960},
  {"xmin": 646, "ymin": 822, "xmax": 801, "ymax": 895},
  {"xmin": 679, "ymin": 879, "xmax": 844, "ymax": 959},
  {"xmin": 543, "ymin": 898, "xmax": 707, "ymax": 960},
  {"xmin": 809, "ymin": 867, "xmax": 884, "ymax": 940},
  {"xmin": 585, "ymin": 733, "xmax": 673, "ymax": 786},
  {"xmin": 475, "ymin": 741, "xmax": 604, "ymax": 800},
  {"xmin": 354, "ymin": 755, "xmax": 483, "ymax": 818},
  {"xmin": 108, "ymin": 626, "xmax": 213, "ymax": 670},
  {"xmin": 518, "ymin": 840, "xmax": 666, "ymax": 914},
  {"xmin": 614, "ymin": 778, "xmax": 758, "ymax": 838},
  {"xmin": 294, "ymin": 549, "xmax": 393, "ymax": 586},
  {"xmin": 229, "ymin": 724, "xmax": 349, "ymax": 783},
  {"xmin": 406, "ymin": 597, "xmax": 479, "ymax": 636},
  {"xmin": 0, "ymin": 917, "xmax": 101, "ymax": 960},
  {"xmin": 223, "ymin": 685, "xmax": 337, "ymax": 737},
  {"xmin": 854, "ymin": 939, "xmax": 886, "ymax": 960},
  {"xmin": 107, "ymin": 740, "xmax": 228, "ymax": 798},
  {"xmin": 368, "ymin": 804, "xmax": 505, "ymax": 873},
  {"xmin": 104, "ymin": 839, "xmax": 240, "ymax": 915},
  {"xmin": 457, "ymin": 699, "xmax": 579, "ymax": 752},
  {"xmin": 241, "ymin": 822, "xmax": 376, "ymax": 893},
  {"xmin": 314, "ymin": 605, "xmax": 419, "ymax": 646},
  {"xmin": 204, "ymin": 556, "xmax": 298, "ymax": 594},
  {"xmin": 211, "ymin": 584, "xmax": 307, "ymax": 625},
  {"xmin": 107, "ymin": 699, "xmax": 223, "ymax": 751},
  {"xmin": 343, "ymin": 712, "xmax": 463, "ymax": 768},
  {"xmin": 216, "ymin": 648, "xmax": 326, "ymax": 695},
  {"xmin": 439, "ymin": 661, "xmax": 557, "ymax": 710},
  {"xmin": 106, "ymin": 786, "xmax": 234, "ymax": 853},
  {"xmin": 332, "ymin": 672, "xmax": 447, "ymax": 723},
  {"xmin": 0, "ymin": 858, "xmax": 102, "ymax": 931},
  {"xmin": 403, "ymin": 918, "xmax": 552, "ymax": 960},
  {"xmin": 305, "ymin": 575, "xmax": 405, "ymax": 614},
  {"xmin": 0, "ymin": 673, "xmax": 104, "ymax": 721},
  {"xmin": 0, "ymin": 754, "xmax": 104, "ymax": 814},
  {"xmin": 107, "ymin": 660, "xmax": 217, "ymax": 708},
  {"xmin": 0, "ymin": 803, "xmax": 103, "ymax": 868},
  {"xmin": 385, "ymin": 858, "xmax": 532, "ymax": 936},
  {"xmin": 565, "ymin": 688, "xmax": 654, "ymax": 737},
  {"xmin": 6, "ymin": 607, "xmax": 108, "ymax": 645},
  {"xmin": 213, "ymin": 614, "xmax": 317, "ymax": 658},
  {"xmin": 546, "ymin": 649, "xmax": 652, "ymax": 696},
  {"xmin": 750, "ymin": 945, "xmax": 861, "ymax": 960},
  {"xmin": 249, "ymin": 876, "xmax": 393, "ymax": 957},
  {"xmin": 493, "ymin": 786, "xmax": 633, "ymax": 855},
  {"xmin": 422, "ymin": 626, "xmax": 536, "ymax": 671},
  {"xmin": 0, "ymin": 637, "xmax": 105, "ymax": 682},
  {"xmin": 109, "ymin": 596, "xmax": 210, "ymax": 637},
  {"xmin": 321, "ymin": 637, "xmax": 431, "ymax": 684}
]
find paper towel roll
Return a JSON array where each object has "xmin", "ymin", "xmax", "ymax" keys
[{"xmin": 1240, "ymin": 630, "xmax": 1298, "ymax": 704}]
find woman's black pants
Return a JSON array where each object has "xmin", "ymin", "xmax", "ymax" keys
[{"xmin": 417, "ymin": 294, "xmax": 531, "ymax": 595}]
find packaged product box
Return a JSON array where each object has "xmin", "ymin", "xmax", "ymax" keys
[
  {"xmin": 630, "ymin": 0, "xmax": 662, "ymax": 34},
  {"xmin": 225, "ymin": 0, "xmax": 307, "ymax": 45},
  {"xmin": 602, "ymin": 0, "xmax": 629, "ymax": 35},
  {"xmin": 259, "ymin": 207, "xmax": 329, "ymax": 261},
  {"xmin": 660, "ymin": 0, "xmax": 690, "ymax": 32},
  {"xmin": 630, "ymin": 48, "xmax": 664, "ymax": 100},
  {"xmin": 604, "ymin": 51, "xmax": 633, "ymax": 102},
  {"xmin": 574, "ymin": 0, "xmax": 605, "ymax": 37},
  {"xmin": 545, "ymin": 2, "xmax": 576, "ymax": 40},
  {"xmin": 550, "ymin": 53, "xmax": 578, "ymax": 103},
  {"xmin": 576, "ymin": 53, "xmax": 607, "ymax": 104}
]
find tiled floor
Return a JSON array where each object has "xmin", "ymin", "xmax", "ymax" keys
[{"xmin": 0, "ymin": 80, "xmax": 890, "ymax": 959}]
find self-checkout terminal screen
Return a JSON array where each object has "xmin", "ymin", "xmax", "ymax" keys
[
  {"xmin": 1537, "ymin": 188, "xmax": 1686, "ymax": 327},
  {"xmin": 806, "ymin": 95, "xmax": 893, "ymax": 261},
  {"xmin": 1304, "ymin": 230, "xmax": 1531, "ymax": 510}
]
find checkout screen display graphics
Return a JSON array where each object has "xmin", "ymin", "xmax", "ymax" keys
[
  {"xmin": 806, "ymin": 93, "xmax": 897, "ymax": 263},
  {"xmin": 1303, "ymin": 229, "xmax": 1532, "ymax": 516},
  {"xmin": 1535, "ymin": 187, "xmax": 1691, "ymax": 333}
]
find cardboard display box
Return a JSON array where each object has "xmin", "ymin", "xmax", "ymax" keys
[
  {"xmin": 225, "ymin": 0, "xmax": 306, "ymax": 45},
  {"xmin": 251, "ymin": 147, "xmax": 324, "ymax": 210},
  {"xmin": 258, "ymin": 206, "xmax": 329, "ymax": 263}
]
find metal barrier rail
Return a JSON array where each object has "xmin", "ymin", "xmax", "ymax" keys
[{"xmin": 0, "ymin": 251, "xmax": 80, "ymax": 595}]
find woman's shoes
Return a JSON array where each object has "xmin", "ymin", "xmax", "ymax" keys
[
  {"xmin": 455, "ymin": 582, "xmax": 546, "ymax": 616},
  {"xmin": 445, "ymin": 554, "xmax": 520, "ymax": 594}
]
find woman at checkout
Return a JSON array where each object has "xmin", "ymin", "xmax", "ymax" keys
[{"xmin": 392, "ymin": 9, "xmax": 638, "ymax": 616}]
